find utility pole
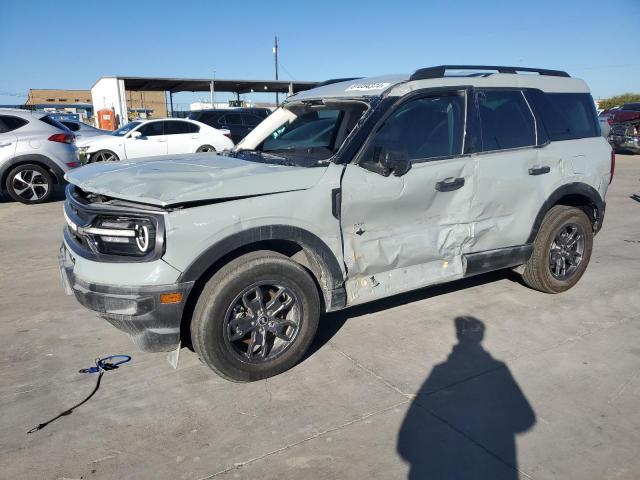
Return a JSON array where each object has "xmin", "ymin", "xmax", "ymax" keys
[
  {"xmin": 210, "ymin": 69, "xmax": 216, "ymax": 109},
  {"xmin": 273, "ymin": 35, "xmax": 279, "ymax": 106}
]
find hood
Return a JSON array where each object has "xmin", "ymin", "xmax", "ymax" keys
[
  {"xmin": 65, "ymin": 153, "xmax": 328, "ymax": 207},
  {"xmin": 611, "ymin": 110, "xmax": 640, "ymax": 124}
]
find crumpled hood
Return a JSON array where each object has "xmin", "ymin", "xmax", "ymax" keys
[{"xmin": 65, "ymin": 153, "xmax": 328, "ymax": 207}]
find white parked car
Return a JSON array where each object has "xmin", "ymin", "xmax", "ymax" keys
[
  {"xmin": 78, "ymin": 118, "xmax": 234, "ymax": 163},
  {"xmin": 0, "ymin": 108, "xmax": 79, "ymax": 204}
]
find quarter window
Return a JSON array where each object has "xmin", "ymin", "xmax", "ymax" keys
[
  {"xmin": 477, "ymin": 90, "xmax": 536, "ymax": 152},
  {"xmin": 363, "ymin": 93, "xmax": 465, "ymax": 162},
  {"xmin": 0, "ymin": 115, "xmax": 28, "ymax": 133},
  {"xmin": 525, "ymin": 91, "xmax": 599, "ymax": 141}
]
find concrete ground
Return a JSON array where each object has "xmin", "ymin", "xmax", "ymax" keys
[{"xmin": 1, "ymin": 155, "xmax": 639, "ymax": 480}]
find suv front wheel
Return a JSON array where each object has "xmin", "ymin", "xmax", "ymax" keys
[
  {"xmin": 522, "ymin": 205, "xmax": 593, "ymax": 293},
  {"xmin": 191, "ymin": 250, "xmax": 321, "ymax": 381}
]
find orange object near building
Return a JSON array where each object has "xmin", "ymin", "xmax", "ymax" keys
[{"xmin": 97, "ymin": 109, "xmax": 116, "ymax": 131}]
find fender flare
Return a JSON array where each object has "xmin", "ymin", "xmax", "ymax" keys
[
  {"xmin": 527, "ymin": 182, "xmax": 605, "ymax": 243},
  {"xmin": 177, "ymin": 225, "xmax": 346, "ymax": 310},
  {"xmin": 0, "ymin": 154, "xmax": 66, "ymax": 187}
]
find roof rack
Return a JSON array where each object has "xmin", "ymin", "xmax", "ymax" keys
[
  {"xmin": 316, "ymin": 77, "xmax": 362, "ymax": 87},
  {"xmin": 410, "ymin": 65, "xmax": 570, "ymax": 81}
]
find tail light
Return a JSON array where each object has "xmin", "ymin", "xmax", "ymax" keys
[
  {"xmin": 607, "ymin": 117, "xmax": 614, "ymax": 126},
  {"xmin": 48, "ymin": 133, "xmax": 75, "ymax": 144},
  {"xmin": 610, "ymin": 150, "xmax": 615, "ymax": 184}
]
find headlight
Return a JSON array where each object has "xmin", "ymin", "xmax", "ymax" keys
[{"xmin": 89, "ymin": 216, "xmax": 157, "ymax": 257}]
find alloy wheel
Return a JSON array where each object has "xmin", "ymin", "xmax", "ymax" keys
[
  {"xmin": 224, "ymin": 282, "xmax": 301, "ymax": 363},
  {"xmin": 549, "ymin": 223, "xmax": 585, "ymax": 280},
  {"xmin": 93, "ymin": 151, "xmax": 117, "ymax": 162},
  {"xmin": 11, "ymin": 169, "xmax": 49, "ymax": 201}
]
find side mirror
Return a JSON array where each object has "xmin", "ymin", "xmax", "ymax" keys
[
  {"xmin": 130, "ymin": 131, "xmax": 142, "ymax": 139},
  {"xmin": 362, "ymin": 146, "xmax": 411, "ymax": 177}
]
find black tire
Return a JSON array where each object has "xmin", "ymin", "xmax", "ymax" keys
[
  {"xmin": 191, "ymin": 250, "xmax": 321, "ymax": 382},
  {"xmin": 5, "ymin": 163, "xmax": 54, "ymax": 204},
  {"xmin": 522, "ymin": 205, "xmax": 593, "ymax": 293},
  {"xmin": 196, "ymin": 145, "xmax": 216, "ymax": 153},
  {"xmin": 90, "ymin": 150, "xmax": 119, "ymax": 162}
]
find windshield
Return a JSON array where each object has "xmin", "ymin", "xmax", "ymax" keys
[
  {"xmin": 234, "ymin": 103, "xmax": 367, "ymax": 167},
  {"xmin": 112, "ymin": 121, "xmax": 141, "ymax": 136}
]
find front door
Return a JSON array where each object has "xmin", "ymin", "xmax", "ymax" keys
[
  {"xmin": 340, "ymin": 90, "xmax": 477, "ymax": 305},
  {"xmin": 124, "ymin": 121, "xmax": 167, "ymax": 159}
]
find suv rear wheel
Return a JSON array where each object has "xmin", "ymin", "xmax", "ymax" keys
[
  {"xmin": 522, "ymin": 205, "xmax": 593, "ymax": 293},
  {"xmin": 5, "ymin": 163, "xmax": 54, "ymax": 204},
  {"xmin": 191, "ymin": 250, "xmax": 320, "ymax": 382}
]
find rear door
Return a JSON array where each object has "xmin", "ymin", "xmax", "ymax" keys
[
  {"xmin": 469, "ymin": 89, "xmax": 557, "ymax": 252},
  {"xmin": 0, "ymin": 115, "xmax": 23, "ymax": 163},
  {"xmin": 123, "ymin": 121, "xmax": 167, "ymax": 158},
  {"xmin": 340, "ymin": 89, "xmax": 477, "ymax": 304},
  {"xmin": 165, "ymin": 120, "xmax": 200, "ymax": 154}
]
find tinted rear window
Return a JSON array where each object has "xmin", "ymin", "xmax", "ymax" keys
[
  {"xmin": 622, "ymin": 103, "xmax": 640, "ymax": 112},
  {"xmin": 0, "ymin": 115, "xmax": 28, "ymax": 133},
  {"xmin": 525, "ymin": 91, "xmax": 598, "ymax": 141},
  {"xmin": 39, "ymin": 115, "xmax": 69, "ymax": 131}
]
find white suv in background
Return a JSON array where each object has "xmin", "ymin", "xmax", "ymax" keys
[
  {"xmin": 78, "ymin": 118, "xmax": 234, "ymax": 163},
  {"xmin": 0, "ymin": 109, "xmax": 79, "ymax": 204}
]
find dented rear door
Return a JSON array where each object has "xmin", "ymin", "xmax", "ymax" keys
[{"xmin": 340, "ymin": 90, "xmax": 476, "ymax": 305}]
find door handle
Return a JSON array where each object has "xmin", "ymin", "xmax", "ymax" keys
[
  {"xmin": 528, "ymin": 166, "xmax": 550, "ymax": 175},
  {"xmin": 435, "ymin": 177, "xmax": 465, "ymax": 192},
  {"xmin": 155, "ymin": 137, "xmax": 166, "ymax": 142}
]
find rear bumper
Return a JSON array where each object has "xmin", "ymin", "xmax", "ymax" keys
[{"xmin": 58, "ymin": 244, "xmax": 194, "ymax": 352}]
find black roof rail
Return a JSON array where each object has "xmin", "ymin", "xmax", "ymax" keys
[
  {"xmin": 410, "ymin": 65, "xmax": 570, "ymax": 81},
  {"xmin": 316, "ymin": 77, "xmax": 362, "ymax": 87}
]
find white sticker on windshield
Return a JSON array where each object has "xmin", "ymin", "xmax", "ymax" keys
[{"xmin": 345, "ymin": 82, "xmax": 391, "ymax": 92}]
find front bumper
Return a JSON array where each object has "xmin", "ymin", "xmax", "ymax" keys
[
  {"xmin": 58, "ymin": 244, "xmax": 194, "ymax": 352},
  {"xmin": 608, "ymin": 135, "xmax": 640, "ymax": 153}
]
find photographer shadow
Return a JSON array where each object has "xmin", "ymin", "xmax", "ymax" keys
[{"xmin": 397, "ymin": 316, "xmax": 535, "ymax": 479}]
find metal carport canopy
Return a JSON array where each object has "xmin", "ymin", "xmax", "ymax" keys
[{"xmin": 120, "ymin": 76, "xmax": 319, "ymax": 94}]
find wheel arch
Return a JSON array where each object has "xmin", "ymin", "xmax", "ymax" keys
[
  {"xmin": 0, "ymin": 154, "xmax": 65, "ymax": 190},
  {"xmin": 177, "ymin": 225, "xmax": 346, "ymax": 342},
  {"xmin": 527, "ymin": 182, "xmax": 605, "ymax": 243}
]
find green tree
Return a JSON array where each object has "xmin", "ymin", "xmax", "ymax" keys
[{"xmin": 598, "ymin": 93, "xmax": 640, "ymax": 110}]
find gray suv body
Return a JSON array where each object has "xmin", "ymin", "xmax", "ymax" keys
[{"xmin": 58, "ymin": 65, "xmax": 612, "ymax": 381}]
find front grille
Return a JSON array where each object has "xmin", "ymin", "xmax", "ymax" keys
[{"xmin": 610, "ymin": 123, "xmax": 634, "ymax": 136}]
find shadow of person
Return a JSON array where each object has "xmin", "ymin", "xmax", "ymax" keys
[{"xmin": 397, "ymin": 316, "xmax": 535, "ymax": 479}]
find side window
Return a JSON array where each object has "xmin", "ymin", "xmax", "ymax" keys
[
  {"xmin": 525, "ymin": 91, "xmax": 598, "ymax": 141},
  {"xmin": 362, "ymin": 93, "xmax": 465, "ymax": 162},
  {"xmin": 137, "ymin": 122, "xmax": 164, "ymax": 137},
  {"xmin": 243, "ymin": 114, "xmax": 263, "ymax": 127},
  {"xmin": 0, "ymin": 115, "xmax": 28, "ymax": 133},
  {"xmin": 164, "ymin": 121, "xmax": 198, "ymax": 135},
  {"xmin": 220, "ymin": 114, "xmax": 243, "ymax": 126},
  {"xmin": 477, "ymin": 90, "xmax": 536, "ymax": 152}
]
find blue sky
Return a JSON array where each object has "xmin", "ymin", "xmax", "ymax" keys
[{"xmin": 1, "ymin": 0, "xmax": 639, "ymax": 107}]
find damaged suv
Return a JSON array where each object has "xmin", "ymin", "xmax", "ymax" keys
[{"xmin": 59, "ymin": 65, "xmax": 612, "ymax": 381}]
